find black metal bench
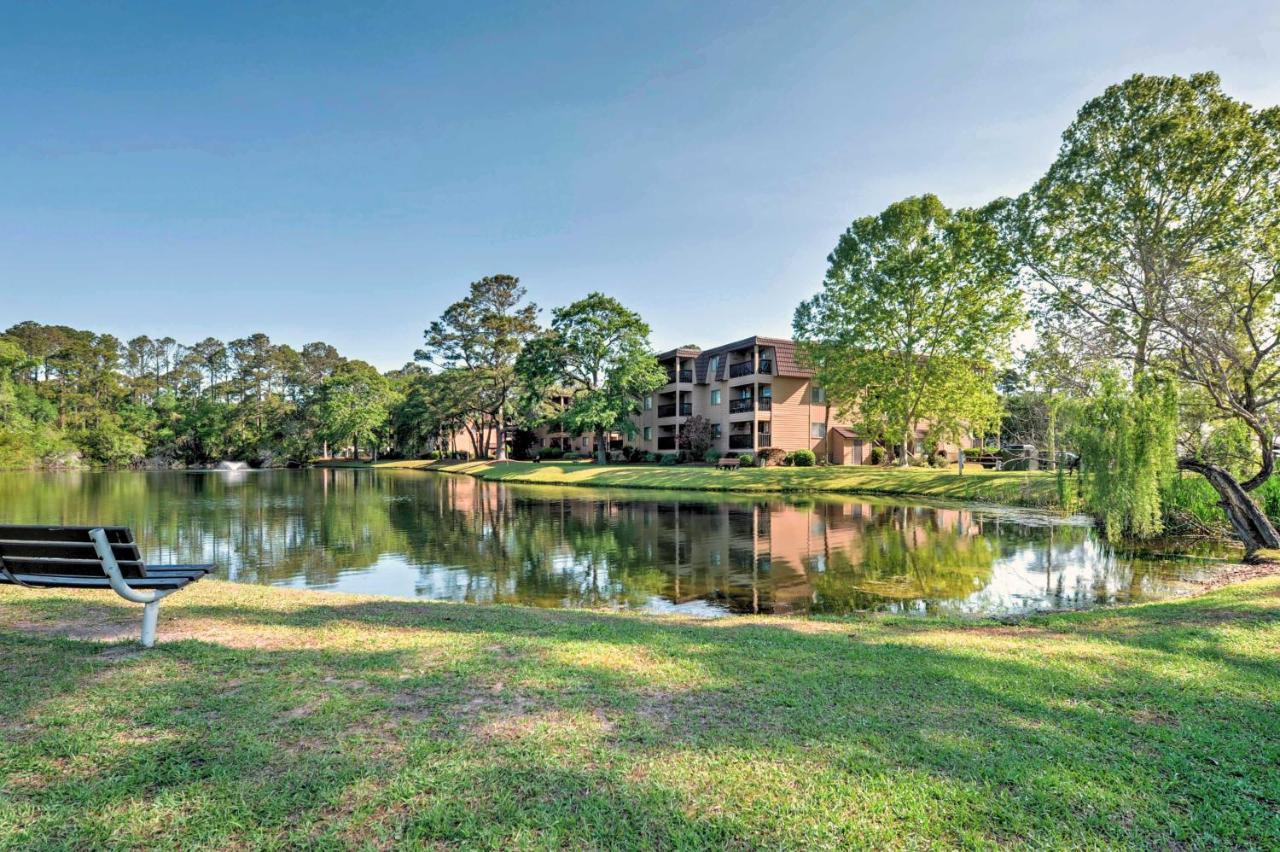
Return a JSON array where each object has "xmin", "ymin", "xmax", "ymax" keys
[{"xmin": 0, "ymin": 525, "xmax": 213, "ymax": 647}]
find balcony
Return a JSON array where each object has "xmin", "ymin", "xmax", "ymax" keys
[
  {"xmin": 757, "ymin": 432, "xmax": 773, "ymax": 447},
  {"xmin": 758, "ymin": 397, "xmax": 772, "ymax": 411},
  {"xmin": 729, "ymin": 398, "xmax": 754, "ymax": 414},
  {"xmin": 728, "ymin": 434, "xmax": 754, "ymax": 450},
  {"xmin": 665, "ymin": 369, "xmax": 694, "ymax": 384},
  {"xmin": 728, "ymin": 361, "xmax": 754, "ymax": 378},
  {"xmin": 757, "ymin": 358, "xmax": 774, "ymax": 375},
  {"xmin": 657, "ymin": 402, "xmax": 693, "ymax": 418},
  {"xmin": 657, "ymin": 436, "xmax": 677, "ymax": 451}
]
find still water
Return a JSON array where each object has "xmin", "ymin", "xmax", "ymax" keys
[{"xmin": 0, "ymin": 469, "xmax": 1235, "ymax": 617}]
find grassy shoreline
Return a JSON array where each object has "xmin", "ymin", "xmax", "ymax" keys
[
  {"xmin": 320, "ymin": 458, "xmax": 1063, "ymax": 508},
  {"xmin": 2, "ymin": 577, "xmax": 1278, "ymax": 847}
]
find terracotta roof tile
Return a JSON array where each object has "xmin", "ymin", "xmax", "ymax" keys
[{"xmin": 683, "ymin": 335, "xmax": 814, "ymax": 382}]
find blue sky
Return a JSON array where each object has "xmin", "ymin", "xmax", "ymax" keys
[{"xmin": 2, "ymin": 1, "xmax": 1278, "ymax": 369}]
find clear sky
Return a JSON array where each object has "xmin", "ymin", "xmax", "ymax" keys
[{"xmin": 3, "ymin": 1, "xmax": 1279, "ymax": 369}]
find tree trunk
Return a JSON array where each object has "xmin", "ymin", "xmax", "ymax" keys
[
  {"xmin": 900, "ymin": 427, "xmax": 910, "ymax": 467},
  {"xmin": 596, "ymin": 427, "xmax": 608, "ymax": 465},
  {"xmin": 352, "ymin": 436, "xmax": 359, "ymax": 462},
  {"xmin": 495, "ymin": 407, "xmax": 507, "ymax": 460},
  {"xmin": 1178, "ymin": 458, "xmax": 1280, "ymax": 561}
]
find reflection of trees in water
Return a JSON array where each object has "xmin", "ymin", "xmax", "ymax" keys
[{"xmin": 0, "ymin": 471, "xmax": 1220, "ymax": 615}]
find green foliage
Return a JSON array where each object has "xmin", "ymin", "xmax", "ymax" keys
[
  {"xmin": 795, "ymin": 195, "xmax": 1022, "ymax": 464},
  {"xmin": 1074, "ymin": 373, "xmax": 1179, "ymax": 540},
  {"xmin": 702, "ymin": 448, "xmax": 721, "ymax": 464},
  {"xmin": 788, "ymin": 449, "xmax": 816, "ymax": 467},
  {"xmin": 416, "ymin": 275, "xmax": 540, "ymax": 460},
  {"xmin": 516, "ymin": 293, "xmax": 667, "ymax": 464},
  {"xmin": 658, "ymin": 453, "xmax": 678, "ymax": 466},
  {"xmin": 737, "ymin": 453, "xmax": 754, "ymax": 466}
]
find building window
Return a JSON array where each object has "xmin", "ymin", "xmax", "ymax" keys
[
  {"xmin": 644, "ymin": 395, "xmax": 653, "ymax": 410},
  {"xmin": 738, "ymin": 387, "xmax": 752, "ymax": 400},
  {"xmin": 760, "ymin": 386, "xmax": 772, "ymax": 399},
  {"xmin": 711, "ymin": 389, "xmax": 721, "ymax": 405},
  {"xmin": 712, "ymin": 423, "xmax": 722, "ymax": 439},
  {"xmin": 811, "ymin": 421, "xmax": 826, "ymax": 439},
  {"xmin": 643, "ymin": 426, "xmax": 652, "ymax": 441},
  {"xmin": 709, "ymin": 355, "xmax": 720, "ymax": 375},
  {"xmin": 811, "ymin": 386, "xmax": 826, "ymax": 404}
]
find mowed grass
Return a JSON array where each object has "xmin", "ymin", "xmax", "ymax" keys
[
  {"xmin": 2, "ymin": 579, "xmax": 1278, "ymax": 848},
  {"xmin": 354, "ymin": 459, "xmax": 1061, "ymax": 508}
]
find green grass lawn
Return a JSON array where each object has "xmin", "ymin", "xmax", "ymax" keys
[
  {"xmin": 2, "ymin": 578, "xmax": 1278, "ymax": 848},
  {"xmin": 346, "ymin": 459, "xmax": 1062, "ymax": 508}
]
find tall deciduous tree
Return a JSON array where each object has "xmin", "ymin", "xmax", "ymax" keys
[
  {"xmin": 318, "ymin": 361, "xmax": 395, "ymax": 462},
  {"xmin": 416, "ymin": 275, "xmax": 539, "ymax": 460},
  {"xmin": 794, "ymin": 194, "xmax": 1022, "ymax": 465},
  {"xmin": 516, "ymin": 293, "xmax": 666, "ymax": 465},
  {"xmin": 1017, "ymin": 72, "xmax": 1280, "ymax": 557}
]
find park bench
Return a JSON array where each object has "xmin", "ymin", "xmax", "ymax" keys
[
  {"xmin": 0, "ymin": 525, "xmax": 213, "ymax": 647},
  {"xmin": 716, "ymin": 456, "xmax": 741, "ymax": 470}
]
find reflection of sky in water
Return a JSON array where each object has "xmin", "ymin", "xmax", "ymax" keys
[{"xmin": 0, "ymin": 469, "xmax": 1237, "ymax": 617}]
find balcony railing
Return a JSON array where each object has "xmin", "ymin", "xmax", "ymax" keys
[
  {"xmin": 665, "ymin": 369, "xmax": 694, "ymax": 384},
  {"xmin": 729, "ymin": 398, "xmax": 754, "ymax": 414},
  {"xmin": 657, "ymin": 402, "xmax": 693, "ymax": 418},
  {"xmin": 758, "ymin": 397, "xmax": 772, "ymax": 411},
  {"xmin": 656, "ymin": 436, "xmax": 677, "ymax": 451},
  {"xmin": 758, "ymin": 432, "xmax": 772, "ymax": 447},
  {"xmin": 757, "ymin": 358, "xmax": 773, "ymax": 374},
  {"xmin": 728, "ymin": 361, "xmax": 754, "ymax": 378},
  {"xmin": 728, "ymin": 434, "xmax": 754, "ymax": 450}
]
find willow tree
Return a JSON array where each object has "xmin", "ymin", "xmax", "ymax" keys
[
  {"xmin": 794, "ymin": 194, "xmax": 1022, "ymax": 465},
  {"xmin": 1015, "ymin": 72, "xmax": 1280, "ymax": 557}
]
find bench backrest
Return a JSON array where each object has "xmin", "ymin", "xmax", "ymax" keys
[{"xmin": 0, "ymin": 525, "xmax": 147, "ymax": 579}]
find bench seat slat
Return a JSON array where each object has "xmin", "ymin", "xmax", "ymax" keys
[
  {"xmin": 0, "ymin": 540, "xmax": 143, "ymax": 562},
  {"xmin": 0, "ymin": 573, "xmax": 202, "ymax": 590},
  {"xmin": 0, "ymin": 525, "xmax": 134, "ymax": 544},
  {"xmin": 0, "ymin": 556, "xmax": 147, "ymax": 578}
]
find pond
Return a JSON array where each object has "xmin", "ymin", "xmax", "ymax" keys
[{"xmin": 0, "ymin": 469, "xmax": 1237, "ymax": 617}]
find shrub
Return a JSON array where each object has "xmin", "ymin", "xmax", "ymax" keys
[
  {"xmin": 563, "ymin": 451, "xmax": 584, "ymax": 460},
  {"xmin": 538, "ymin": 446, "xmax": 564, "ymax": 459},
  {"xmin": 644, "ymin": 452, "xmax": 657, "ymax": 463},
  {"xmin": 789, "ymin": 449, "xmax": 816, "ymax": 467},
  {"xmin": 738, "ymin": 453, "xmax": 754, "ymax": 467},
  {"xmin": 869, "ymin": 447, "xmax": 886, "ymax": 465},
  {"xmin": 757, "ymin": 448, "xmax": 787, "ymax": 467},
  {"xmin": 659, "ymin": 453, "xmax": 679, "ymax": 466},
  {"xmin": 703, "ymin": 448, "xmax": 721, "ymax": 464},
  {"xmin": 928, "ymin": 451, "xmax": 949, "ymax": 468},
  {"xmin": 678, "ymin": 415, "xmax": 716, "ymax": 457}
]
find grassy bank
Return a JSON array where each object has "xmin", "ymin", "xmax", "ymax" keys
[
  {"xmin": 1, "ymin": 579, "xmax": 1278, "ymax": 847},
  {"xmin": 329, "ymin": 458, "xmax": 1062, "ymax": 508}
]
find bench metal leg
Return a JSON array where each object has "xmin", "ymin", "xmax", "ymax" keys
[{"xmin": 140, "ymin": 600, "xmax": 161, "ymax": 648}]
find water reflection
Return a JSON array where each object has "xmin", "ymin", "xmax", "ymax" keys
[{"xmin": 0, "ymin": 469, "xmax": 1232, "ymax": 616}]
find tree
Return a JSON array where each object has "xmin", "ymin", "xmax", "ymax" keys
[
  {"xmin": 794, "ymin": 194, "xmax": 1022, "ymax": 465},
  {"xmin": 1018, "ymin": 72, "xmax": 1280, "ymax": 557},
  {"xmin": 516, "ymin": 293, "xmax": 667, "ymax": 465},
  {"xmin": 416, "ymin": 275, "xmax": 539, "ymax": 459},
  {"xmin": 678, "ymin": 415, "xmax": 716, "ymax": 457},
  {"xmin": 318, "ymin": 361, "xmax": 395, "ymax": 462}
]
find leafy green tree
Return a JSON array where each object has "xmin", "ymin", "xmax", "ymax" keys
[
  {"xmin": 1018, "ymin": 72, "xmax": 1280, "ymax": 556},
  {"xmin": 416, "ymin": 275, "xmax": 539, "ymax": 460},
  {"xmin": 517, "ymin": 293, "xmax": 667, "ymax": 465},
  {"xmin": 1013, "ymin": 72, "xmax": 1280, "ymax": 373},
  {"xmin": 318, "ymin": 361, "xmax": 395, "ymax": 462},
  {"xmin": 794, "ymin": 194, "xmax": 1022, "ymax": 465}
]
